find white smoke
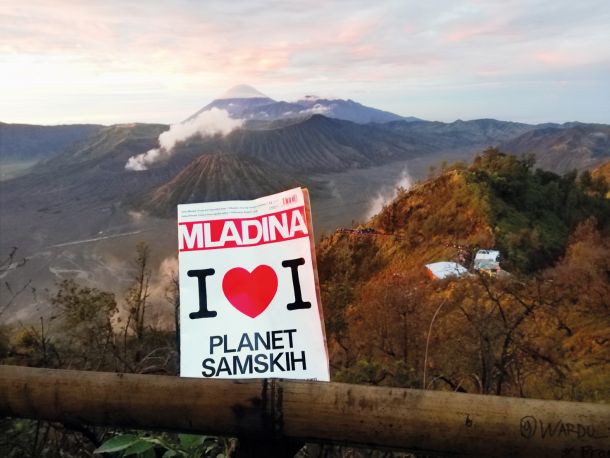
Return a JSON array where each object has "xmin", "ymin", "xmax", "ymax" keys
[
  {"xmin": 298, "ymin": 103, "xmax": 331, "ymax": 116},
  {"xmin": 148, "ymin": 256, "xmax": 178, "ymax": 301},
  {"xmin": 145, "ymin": 256, "xmax": 179, "ymax": 330},
  {"xmin": 366, "ymin": 168, "xmax": 413, "ymax": 219},
  {"xmin": 125, "ymin": 108, "xmax": 243, "ymax": 171}
]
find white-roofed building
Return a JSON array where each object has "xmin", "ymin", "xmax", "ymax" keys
[
  {"xmin": 473, "ymin": 249, "xmax": 501, "ymax": 274},
  {"xmin": 425, "ymin": 262, "xmax": 469, "ymax": 280}
]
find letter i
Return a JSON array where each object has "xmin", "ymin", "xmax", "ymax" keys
[
  {"xmin": 188, "ymin": 269, "xmax": 217, "ymax": 318},
  {"xmin": 282, "ymin": 258, "xmax": 311, "ymax": 310}
]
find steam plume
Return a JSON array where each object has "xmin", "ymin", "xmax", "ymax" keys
[
  {"xmin": 125, "ymin": 108, "xmax": 243, "ymax": 171},
  {"xmin": 366, "ymin": 168, "xmax": 413, "ymax": 219}
]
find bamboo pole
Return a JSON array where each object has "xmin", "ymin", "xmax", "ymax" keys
[{"xmin": 1, "ymin": 365, "xmax": 609, "ymax": 457}]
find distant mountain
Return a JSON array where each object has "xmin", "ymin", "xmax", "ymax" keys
[
  {"xmin": 188, "ymin": 84, "xmax": 415, "ymax": 125},
  {"xmin": 1, "ymin": 123, "xmax": 172, "ymax": 213},
  {"xmin": 500, "ymin": 124, "xmax": 610, "ymax": 174},
  {"xmin": 296, "ymin": 96, "xmax": 417, "ymax": 124},
  {"xmin": 0, "ymin": 123, "xmax": 102, "ymax": 162},
  {"xmin": 139, "ymin": 154, "xmax": 300, "ymax": 217},
  {"xmin": 38, "ymin": 123, "xmax": 167, "ymax": 169},
  {"xmin": 385, "ymin": 118, "xmax": 535, "ymax": 150},
  {"xmin": 190, "ymin": 98, "xmax": 277, "ymax": 122},
  {"xmin": 241, "ymin": 101, "xmax": 308, "ymax": 123}
]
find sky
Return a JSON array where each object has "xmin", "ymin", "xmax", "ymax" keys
[{"xmin": 1, "ymin": 0, "xmax": 609, "ymax": 125}]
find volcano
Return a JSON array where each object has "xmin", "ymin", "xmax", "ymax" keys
[{"xmin": 139, "ymin": 153, "xmax": 301, "ymax": 217}]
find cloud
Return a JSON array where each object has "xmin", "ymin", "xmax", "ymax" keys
[
  {"xmin": 533, "ymin": 51, "xmax": 582, "ymax": 67},
  {"xmin": 2, "ymin": 0, "xmax": 610, "ymax": 124},
  {"xmin": 125, "ymin": 107, "xmax": 243, "ymax": 171}
]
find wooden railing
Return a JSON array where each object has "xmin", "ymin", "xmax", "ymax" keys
[{"xmin": 1, "ymin": 365, "xmax": 609, "ymax": 457}]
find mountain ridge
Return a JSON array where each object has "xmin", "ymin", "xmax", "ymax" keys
[
  {"xmin": 499, "ymin": 124, "xmax": 610, "ymax": 173},
  {"xmin": 6, "ymin": 116, "xmax": 609, "ymax": 207}
]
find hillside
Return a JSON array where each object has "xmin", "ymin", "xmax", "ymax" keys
[
  {"xmin": 500, "ymin": 123, "xmax": 610, "ymax": 173},
  {"xmin": 317, "ymin": 149, "xmax": 610, "ymax": 399},
  {"xmin": 37, "ymin": 123, "xmax": 167, "ymax": 169},
  {"xmin": 0, "ymin": 123, "xmax": 173, "ymax": 211},
  {"xmin": 319, "ymin": 148, "xmax": 610, "ymax": 283},
  {"xmin": 139, "ymin": 154, "xmax": 301, "ymax": 217}
]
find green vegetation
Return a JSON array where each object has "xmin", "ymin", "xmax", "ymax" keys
[
  {"xmin": 94, "ymin": 433, "xmax": 230, "ymax": 458},
  {"xmin": 469, "ymin": 149, "xmax": 609, "ymax": 272}
]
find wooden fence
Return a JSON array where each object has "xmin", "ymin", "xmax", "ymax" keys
[{"xmin": 1, "ymin": 365, "xmax": 609, "ymax": 457}]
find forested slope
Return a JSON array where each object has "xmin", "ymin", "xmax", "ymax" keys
[{"xmin": 318, "ymin": 149, "xmax": 610, "ymax": 400}]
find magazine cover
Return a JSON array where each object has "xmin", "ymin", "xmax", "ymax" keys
[{"xmin": 178, "ymin": 187, "xmax": 330, "ymax": 380}]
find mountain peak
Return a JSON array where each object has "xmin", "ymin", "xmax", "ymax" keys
[{"xmin": 218, "ymin": 84, "xmax": 271, "ymax": 100}]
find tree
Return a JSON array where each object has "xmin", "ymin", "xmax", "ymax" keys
[
  {"xmin": 52, "ymin": 279, "xmax": 118, "ymax": 371},
  {"xmin": 439, "ymin": 274, "xmax": 564, "ymax": 395},
  {"xmin": 124, "ymin": 242, "xmax": 151, "ymax": 344},
  {"xmin": 120, "ymin": 242, "xmax": 177, "ymax": 374},
  {"xmin": 540, "ymin": 219, "xmax": 610, "ymax": 401}
]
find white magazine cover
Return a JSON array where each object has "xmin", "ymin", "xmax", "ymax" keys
[{"xmin": 177, "ymin": 187, "xmax": 330, "ymax": 381}]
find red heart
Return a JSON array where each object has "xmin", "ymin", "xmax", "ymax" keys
[{"xmin": 222, "ymin": 265, "xmax": 278, "ymax": 318}]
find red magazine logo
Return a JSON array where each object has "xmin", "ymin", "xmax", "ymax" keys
[{"xmin": 179, "ymin": 206, "xmax": 308, "ymax": 251}]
